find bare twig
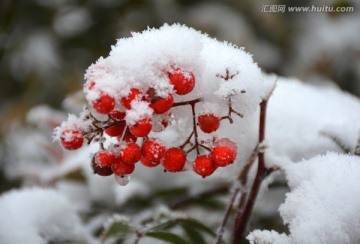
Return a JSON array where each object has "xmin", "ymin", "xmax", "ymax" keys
[{"xmin": 215, "ymin": 145, "xmax": 258, "ymax": 244}]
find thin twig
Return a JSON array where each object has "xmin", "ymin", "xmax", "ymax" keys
[{"xmin": 216, "ymin": 187, "xmax": 240, "ymax": 244}]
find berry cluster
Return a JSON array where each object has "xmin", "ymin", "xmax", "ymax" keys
[{"xmin": 57, "ymin": 66, "xmax": 241, "ymax": 181}]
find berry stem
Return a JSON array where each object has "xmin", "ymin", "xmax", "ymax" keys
[
  {"xmin": 180, "ymin": 131, "xmax": 194, "ymax": 149},
  {"xmin": 191, "ymin": 101, "xmax": 200, "ymax": 155},
  {"xmin": 199, "ymin": 144, "xmax": 211, "ymax": 151},
  {"xmin": 220, "ymin": 96, "xmax": 244, "ymax": 124},
  {"xmin": 172, "ymin": 98, "xmax": 203, "ymax": 107}
]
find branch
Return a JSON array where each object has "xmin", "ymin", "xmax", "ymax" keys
[
  {"xmin": 172, "ymin": 98, "xmax": 203, "ymax": 107},
  {"xmin": 232, "ymin": 100, "xmax": 267, "ymax": 243},
  {"xmin": 215, "ymin": 145, "xmax": 258, "ymax": 244}
]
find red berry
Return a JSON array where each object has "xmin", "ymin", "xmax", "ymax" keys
[
  {"xmin": 140, "ymin": 156, "xmax": 161, "ymax": 167},
  {"xmin": 112, "ymin": 159, "xmax": 135, "ymax": 176},
  {"xmin": 211, "ymin": 146, "xmax": 237, "ymax": 167},
  {"xmin": 109, "ymin": 110, "xmax": 126, "ymax": 120},
  {"xmin": 161, "ymin": 148, "xmax": 186, "ymax": 172},
  {"xmin": 129, "ymin": 117, "xmax": 152, "ymax": 137},
  {"xmin": 105, "ymin": 123, "xmax": 126, "ymax": 137},
  {"xmin": 168, "ymin": 69, "xmax": 195, "ymax": 95},
  {"xmin": 198, "ymin": 114, "xmax": 220, "ymax": 133},
  {"xmin": 121, "ymin": 88, "xmax": 142, "ymax": 109},
  {"xmin": 193, "ymin": 155, "xmax": 217, "ymax": 178},
  {"xmin": 146, "ymin": 89, "xmax": 174, "ymax": 114},
  {"xmin": 150, "ymin": 94, "xmax": 174, "ymax": 114},
  {"xmin": 92, "ymin": 92, "xmax": 115, "ymax": 114},
  {"xmin": 92, "ymin": 159, "xmax": 113, "ymax": 176},
  {"xmin": 119, "ymin": 143, "xmax": 141, "ymax": 164},
  {"xmin": 95, "ymin": 150, "xmax": 116, "ymax": 167},
  {"xmin": 141, "ymin": 138, "xmax": 166, "ymax": 162},
  {"xmin": 60, "ymin": 129, "xmax": 84, "ymax": 150}
]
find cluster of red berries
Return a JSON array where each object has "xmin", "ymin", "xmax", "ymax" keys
[
  {"xmin": 193, "ymin": 138, "xmax": 237, "ymax": 177},
  {"xmin": 58, "ymin": 66, "xmax": 239, "ymax": 179}
]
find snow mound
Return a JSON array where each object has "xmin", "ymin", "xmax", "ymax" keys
[{"xmin": 0, "ymin": 188, "xmax": 93, "ymax": 244}]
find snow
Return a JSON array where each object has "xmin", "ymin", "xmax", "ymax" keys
[
  {"xmin": 125, "ymin": 100, "xmax": 154, "ymax": 125},
  {"xmin": 83, "ymin": 23, "xmax": 266, "ymax": 120},
  {"xmin": 266, "ymin": 76, "xmax": 360, "ymax": 163},
  {"xmin": 198, "ymin": 102, "xmax": 221, "ymax": 116},
  {"xmin": 247, "ymin": 230, "xmax": 289, "ymax": 244},
  {"xmin": 0, "ymin": 188, "xmax": 93, "ymax": 244},
  {"xmin": 53, "ymin": 113, "xmax": 90, "ymax": 140},
  {"xmin": 248, "ymin": 152, "xmax": 360, "ymax": 244}
]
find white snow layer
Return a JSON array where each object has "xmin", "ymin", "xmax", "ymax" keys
[
  {"xmin": 0, "ymin": 188, "xmax": 93, "ymax": 244},
  {"xmin": 266, "ymin": 76, "xmax": 360, "ymax": 164},
  {"xmin": 248, "ymin": 153, "xmax": 360, "ymax": 244},
  {"xmin": 84, "ymin": 23, "xmax": 267, "ymax": 120}
]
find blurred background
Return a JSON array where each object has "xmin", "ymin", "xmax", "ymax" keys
[{"xmin": 0, "ymin": 0, "xmax": 359, "ymax": 241}]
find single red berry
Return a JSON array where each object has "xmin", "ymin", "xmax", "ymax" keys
[
  {"xmin": 129, "ymin": 117, "xmax": 152, "ymax": 137},
  {"xmin": 60, "ymin": 129, "xmax": 84, "ymax": 150},
  {"xmin": 151, "ymin": 94, "xmax": 173, "ymax": 114},
  {"xmin": 161, "ymin": 148, "xmax": 186, "ymax": 172},
  {"xmin": 211, "ymin": 146, "xmax": 237, "ymax": 167},
  {"xmin": 92, "ymin": 159, "xmax": 113, "ymax": 176},
  {"xmin": 198, "ymin": 114, "xmax": 220, "ymax": 133},
  {"xmin": 140, "ymin": 156, "xmax": 161, "ymax": 167},
  {"xmin": 95, "ymin": 150, "xmax": 116, "ymax": 167},
  {"xmin": 146, "ymin": 88, "xmax": 174, "ymax": 114},
  {"xmin": 193, "ymin": 155, "xmax": 217, "ymax": 178},
  {"xmin": 92, "ymin": 92, "xmax": 115, "ymax": 114},
  {"xmin": 105, "ymin": 123, "xmax": 126, "ymax": 137},
  {"xmin": 141, "ymin": 138, "xmax": 166, "ymax": 162},
  {"xmin": 109, "ymin": 110, "xmax": 126, "ymax": 120},
  {"xmin": 119, "ymin": 142, "xmax": 141, "ymax": 164},
  {"xmin": 112, "ymin": 159, "xmax": 135, "ymax": 176},
  {"xmin": 168, "ymin": 69, "xmax": 195, "ymax": 95},
  {"xmin": 121, "ymin": 88, "xmax": 142, "ymax": 109}
]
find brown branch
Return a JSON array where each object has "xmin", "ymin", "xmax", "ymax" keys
[
  {"xmin": 216, "ymin": 186, "xmax": 240, "ymax": 244},
  {"xmin": 172, "ymin": 98, "xmax": 203, "ymax": 107},
  {"xmin": 180, "ymin": 131, "xmax": 194, "ymax": 149},
  {"xmin": 215, "ymin": 145, "xmax": 258, "ymax": 244},
  {"xmin": 232, "ymin": 100, "xmax": 267, "ymax": 243}
]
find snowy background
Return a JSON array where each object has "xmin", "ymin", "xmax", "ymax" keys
[{"xmin": 1, "ymin": 0, "xmax": 360, "ymax": 243}]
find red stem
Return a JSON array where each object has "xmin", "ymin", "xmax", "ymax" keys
[
  {"xmin": 191, "ymin": 102, "xmax": 200, "ymax": 155},
  {"xmin": 232, "ymin": 100, "xmax": 267, "ymax": 243}
]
